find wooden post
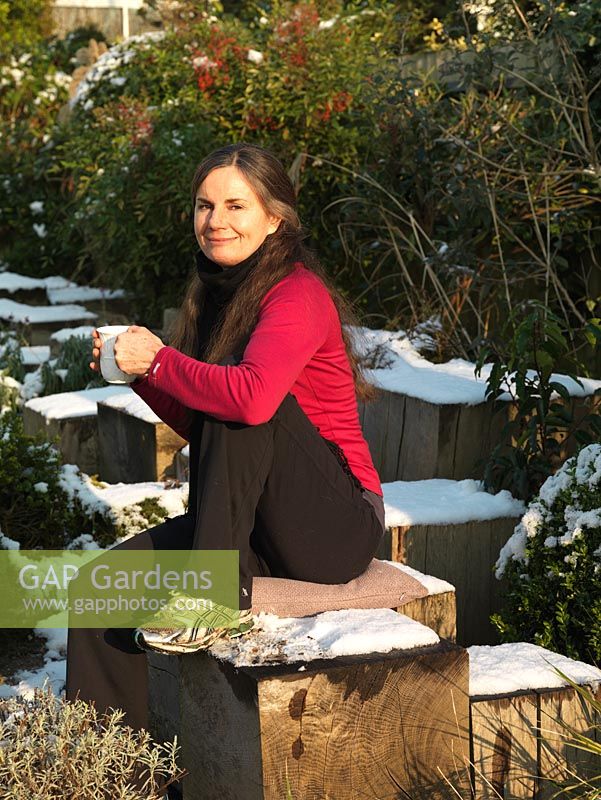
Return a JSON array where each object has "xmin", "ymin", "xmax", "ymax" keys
[
  {"xmin": 537, "ymin": 684, "xmax": 601, "ymax": 799},
  {"xmin": 470, "ymin": 692, "xmax": 538, "ymax": 799},
  {"xmin": 387, "ymin": 517, "xmax": 521, "ymax": 646},
  {"xmin": 97, "ymin": 402, "xmax": 186, "ymax": 483},
  {"xmin": 179, "ymin": 641, "xmax": 470, "ymax": 800}
]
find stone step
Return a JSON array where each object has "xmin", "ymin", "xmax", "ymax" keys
[
  {"xmin": 469, "ymin": 642, "xmax": 601, "ymax": 799},
  {"xmin": 379, "ymin": 478, "xmax": 525, "ymax": 646},
  {"xmin": 23, "ymin": 385, "xmax": 131, "ymax": 474},
  {"xmin": 97, "ymin": 393, "xmax": 187, "ymax": 483}
]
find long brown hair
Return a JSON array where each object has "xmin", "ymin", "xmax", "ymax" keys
[{"xmin": 169, "ymin": 143, "xmax": 378, "ymax": 403}]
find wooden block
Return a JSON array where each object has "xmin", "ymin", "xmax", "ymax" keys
[
  {"xmin": 470, "ymin": 692, "xmax": 538, "ymax": 799},
  {"xmin": 179, "ymin": 640, "xmax": 470, "ymax": 800},
  {"xmin": 400, "ymin": 591, "xmax": 457, "ymax": 642},
  {"xmin": 359, "ymin": 390, "xmax": 505, "ymax": 483},
  {"xmin": 537, "ymin": 684, "xmax": 601, "ymax": 798},
  {"xmin": 23, "ymin": 404, "xmax": 98, "ymax": 475},
  {"xmin": 389, "ymin": 516, "xmax": 521, "ymax": 646},
  {"xmin": 97, "ymin": 402, "xmax": 186, "ymax": 483}
]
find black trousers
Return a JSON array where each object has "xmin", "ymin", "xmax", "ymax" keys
[{"xmin": 66, "ymin": 393, "xmax": 384, "ymax": 731}]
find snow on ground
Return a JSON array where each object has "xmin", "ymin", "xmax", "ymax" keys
[
  {"xmin": 50, "ymin": 325, "xmax": 96, "ymax": 343},
  {"xmin": 0, "ymin": 272, "xmax": 76, "ymax": 294},
  {"xmin": 0, "ymin": 299, "xmax": 96, "ymax": 324},
  {"xmin": 382, "ymin": 478, "xmax": 525, "ymax": 527},
  {"xmin": 25, "ymin": 385, "xmax": 130, "ymax": 419},
  {"xmin": 210, "ymin": 608, "xmax": 440, "ymax": 667},
  {"xmin": 352, "ymin": 326, "xmax": 601, "ymax": 405},
  {"xmin": 98, "ymin": 391, "xmax": 161, "ymax": 424},
  {"xmin": 469, "ymin": 642, "xmax": 601, "ymax": 696},
  {"xmin": 47, "ymin": 286, "xmax": 125, "ymax": 305}
]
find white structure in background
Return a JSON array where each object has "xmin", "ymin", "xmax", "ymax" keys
[{"xmin": 54, "ymin": 0, "xmax": 144, "ymax": 39}]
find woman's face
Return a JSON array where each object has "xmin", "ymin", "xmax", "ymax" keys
[{"xmin": 194, "ymin": 165, "xmax": 281, "ymax": 267}]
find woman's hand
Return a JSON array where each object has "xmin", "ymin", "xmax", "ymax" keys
[{"xmin": 89, "ymin": 326, "xmax": 164, "ymax": 377}]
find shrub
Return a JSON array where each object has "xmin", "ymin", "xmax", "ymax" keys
[
  {"xmin": 476, "ymin": 302, "xmax": 601, "ymax": 500},
  {"xmin": 39, "ymin": 336, "xmax": 104, "ymax": 395},
  {"xmin": 0, "ymin": 687, "xmax": 184, "ymax": 798},
  {"xmin": 494, "ymin": 443, "xmax": 601, "ymax": 663},
  {"xmin": 0, "ymin": 410, "xmax": 182, "ymax": 549}
]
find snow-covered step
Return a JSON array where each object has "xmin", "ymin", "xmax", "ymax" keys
[
  {"xmin": 0, "ymin": 299, "xmax": 96, "ymax": 345},
  {"xmin": 357, "ymin": 327, "xmax": 601, "ymax": 483},
  {"xmin": 380, "ymin": 478, "xmax": 525, "ymax": 646},
  {"xmin": 469, "ymin": 643, "xmax": 601, "ymax": 799},
  {"xmin": 21, "ymin": 345, "xmax": 51, "ymax": 371},
  {"xmin": 97, "ymin": 393, "xmax": 187, "ymax": 483},
  {"xmin": 49, "ymin": 325, "xmax": 96, "ymax": 357},
  {"xmin": 0, "ymin": 272, "xmax": 76, "ymax": 304},
  {"xmin": 178, "ymin": 611, "xmax": 469, "ymax": 800},
  {"xmin": 23, "ymin": 386, "xmax": 131, "ymax": 474}
]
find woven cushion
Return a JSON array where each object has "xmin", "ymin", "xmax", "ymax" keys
[{"xmin": 251, "ymin": 559, "xmax": 428, "ymax": 618}]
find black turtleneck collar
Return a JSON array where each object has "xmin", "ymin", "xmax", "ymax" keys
[{"xmin": 195, "ymin": 242, "xmax": 265, "ymax": 307}]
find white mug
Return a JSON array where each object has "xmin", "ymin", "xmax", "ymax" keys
[{"xmin": 97, "ymin": 325, "xmax": 136, "ymax": 384}]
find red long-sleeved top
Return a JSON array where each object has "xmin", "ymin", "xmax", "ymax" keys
[{"xmin": 132, "ymin": 264, "xmax": 382, "ymax": 496}]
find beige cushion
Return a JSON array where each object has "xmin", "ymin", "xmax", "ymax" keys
[{"xmin": 251, "ymin": 559, "xmax": 428, "ymax": 618}]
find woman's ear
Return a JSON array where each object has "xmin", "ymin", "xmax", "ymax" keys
[{"xmin": 267, "ymin": 216, "xmax": 282, "ymax": 235}]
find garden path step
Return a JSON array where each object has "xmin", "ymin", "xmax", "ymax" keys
[
  {"xmin": 380, "ymin": 477, "xmax": 525, "ymax": 646},
  {"xmin": 0, "ymin": 299, "xmax": 97, "ymax": 345},
  {"xmin": 97, "ymin": 393, "xmax": 187, "ymax": 483},
  {"xmin": 23, "ymin": 385, "xmax": 130, "ymax": 475},
  {"xmin": 469, "ymin": 642, "xmax": 601, "ymax": 799}
]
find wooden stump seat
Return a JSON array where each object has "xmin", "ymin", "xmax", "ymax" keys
[
  {"xmin": 147, "ymin": 561, "xmax": 459, "ymax": 766},
  {"xmin": 469, "ymin": 642, "xmax": 601, "ymax": 799},
  {"xmin": 97, "ymin": 393, "xmax": 186, "ymax": 483},
  {"xmin": 23, "ymin": 385, "xmax": 131, "ymax": 475},
  {"xmin": 380, "ymin": 478, "xmax": 524, "ymax": 645},
  {"xmin": 179, "ymin": 609, "xmax": 470, "ymax": 800}
]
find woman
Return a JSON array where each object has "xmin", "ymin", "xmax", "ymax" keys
[{"xmin": 66, "ymin": 143, "xmax": 384, "ymax": 733}]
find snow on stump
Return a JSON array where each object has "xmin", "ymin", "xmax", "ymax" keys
[
  {"xmin": 0, "ymin": 272, "xmax": 75, "ymax": 305},
  {"xmin": 49, "ymin": 325, "xmax": 96, "ymax": 357},
  {"xmin": 21, "ymin": 345, "xmax": 51, "ymax": 372},
  {"xmin": 469, "ymin": 643, "xmax": 601, "ymax": 799},
  {"xmin": 380, "ymin": 479, "xmax": 525, "ymax": 646},
  {"xmin": 358, "ymin": 339, "xmax": 601, "ymax": 483},
  {"xmin": 0, "ymin": 298, "xmax": 97, "ymax": 345},
  {"xmin": 46, "ymin": 285, "xmax": 131, "ymax": 326},
  {"xmin": 97, "ymin": 393, "xmax": 186, "ymax": 483},
  {"xmin": 23, "ymin": 386, "xmax": 131, "ymax": 475},
  {"xmin": 179, "ymin": 610, "xmax": 470, "ymax": 800}
]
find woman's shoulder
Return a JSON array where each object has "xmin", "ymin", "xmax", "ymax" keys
[{"xmin": 263, "ymin": 263, "xmax": 330, "ymax": 304}]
